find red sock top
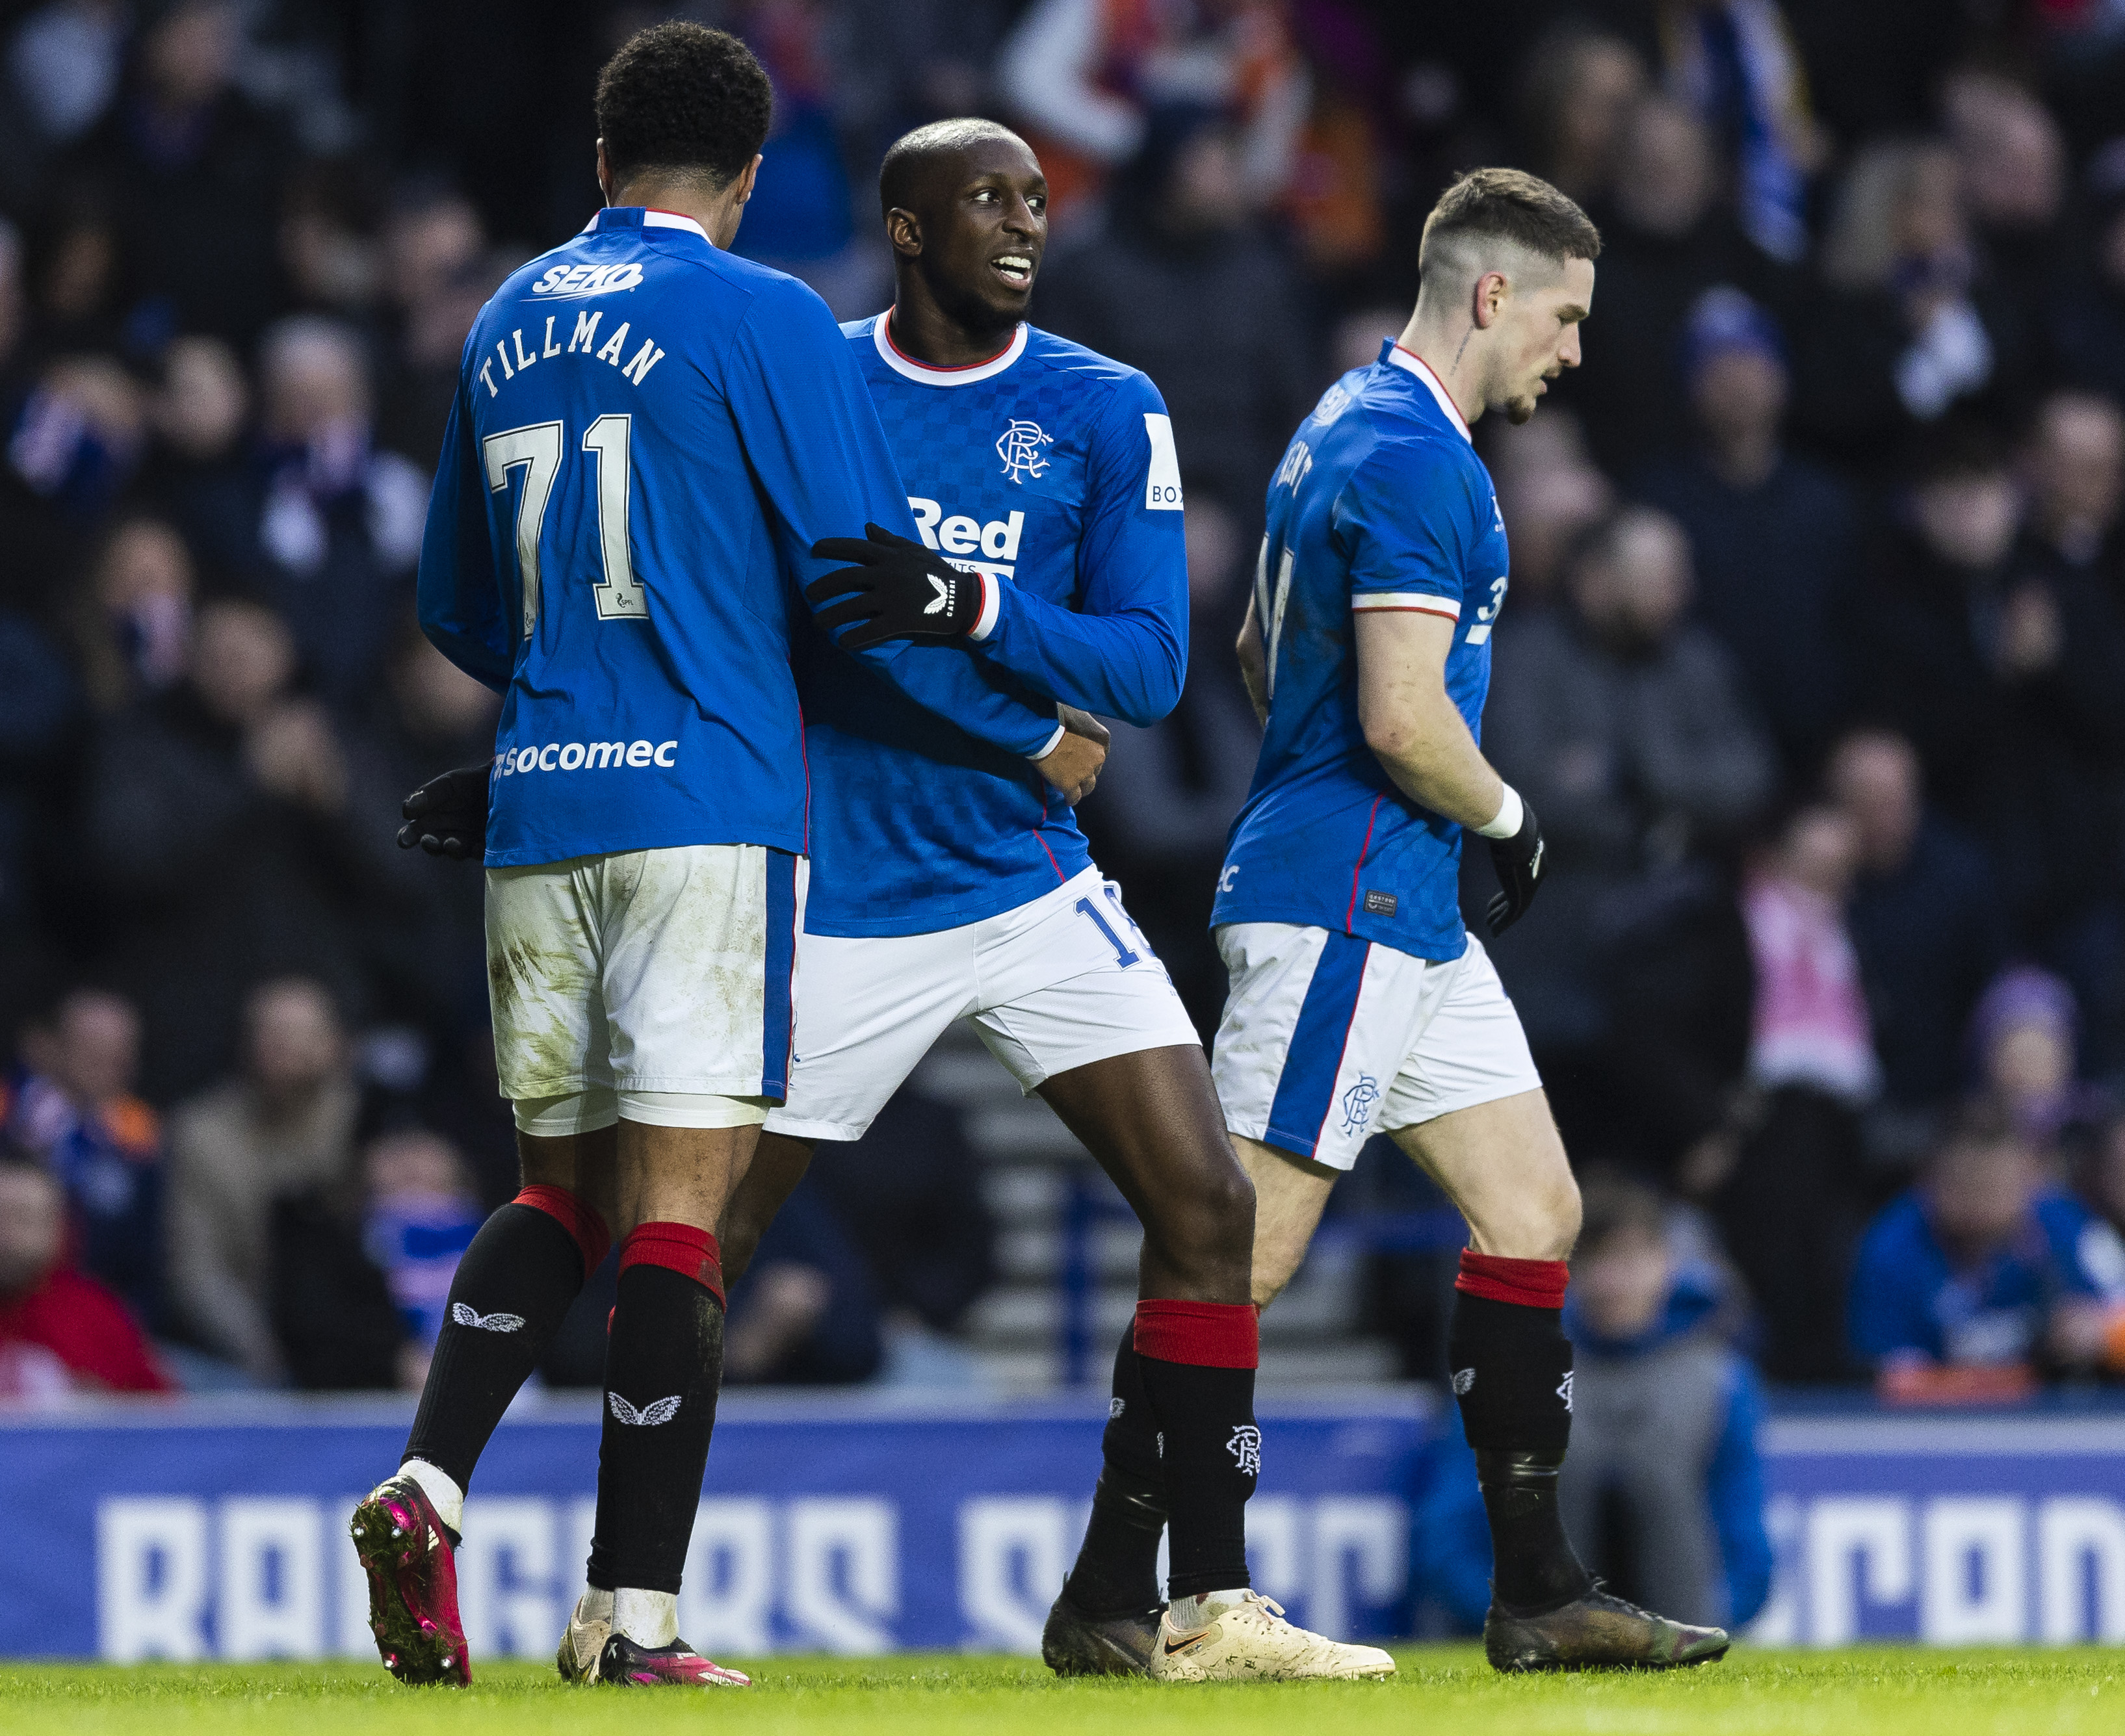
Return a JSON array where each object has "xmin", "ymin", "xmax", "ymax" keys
[
  {"xmin": 513, "ymin": 1184, "xmax": 611, "ymax": 1276},
  {"xmin": 1134, "ymin": 1299, "xmax": 1260, "ymax": 1369},
  {"xmin": 1455, "ymin": 1249, "xmax": 1569, "ymax": 1310},
  {"xmin": 619, "ymin": 1221, "xmax": 725, "ymax": 1304}
]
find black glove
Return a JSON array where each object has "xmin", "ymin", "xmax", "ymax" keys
[
  {"xmin": 397, "ymin": 760, "xmax": 493, "ymax": 861},
  {"xmin": 806, "ymin": 524, "xmax": 986, "ymax": 650},
  {"xmin": 1484, "ymin": 799, "xmax": 1546, "ymax": 938}
]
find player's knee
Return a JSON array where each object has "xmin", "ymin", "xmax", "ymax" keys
[{"xmin": 1469, "ymin": 1165, "xmax": 1580, "ymax": 1262}]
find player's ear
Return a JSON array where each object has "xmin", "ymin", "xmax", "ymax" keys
[
  {"xmin": 734, "ymin": 154, "xmax": 763, "ymax": 205},
  {"xmin": 595, "ymin": 139, "xmax": 612, "ymax": 204},
  {"xmin": 1471, "ymin": 269, "xmax": 1509, "ymax": 330},
  {"xmin": 885, "ymin": 207, "xmax": 922, "ymax": 258}
]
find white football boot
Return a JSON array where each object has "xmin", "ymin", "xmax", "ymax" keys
[
  {"xmin": 554, "ymin": 1589, "xmax": 612, "ymax": 1683},
  {"xmin": 1145, "ymin": 1590, "xmax": 1397, "ymax": 1682}
]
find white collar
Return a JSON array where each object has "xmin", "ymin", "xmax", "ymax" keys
[
  {"xmin": 872, "ymin": 315, "xmax": 1028, "ymax": 386},
  {"xmin": 1385, "ymin": 344, "xmax": 1472, "ymax": 445},
  {"xmin": 642, "ymin": 209, "xmax": 711, "ymax": 242},
  {"xmin": 580, "ymin": 208, "xmax": 713, "ymax": 244}
]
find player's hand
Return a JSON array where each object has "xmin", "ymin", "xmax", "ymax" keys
[
  {"xmin": 397, "ymin": 760, "xmax": 493, "ymax": 861},
  {"xmin": 806, "ymin": 524, "xmax": 987, "ymax": 649},
  {"xmin": 1036, "ymin": 706, "xmax": 1108, "ymax": 805},
  {"xmin": 1484, "ymin": 798, "xmax": 1545, "ymax": 938}
]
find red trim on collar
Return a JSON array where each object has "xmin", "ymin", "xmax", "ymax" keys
[
  {"xmin": 883, "ymin": 312, "xmax": 1017, "ymax": 374},
  {"xmin": 1394, "ymin": 343, "xmax": 1469, "ymax": 427}
]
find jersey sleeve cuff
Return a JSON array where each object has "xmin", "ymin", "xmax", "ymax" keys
[
  {"xmin": 968, "ymin": 570, "xmax": 1002, "ymax": 641},
  {"xmin": 1351, "ymin": 590, "xmax": 1461, "ymax": 620},
  {"xmin": 1027, "ymin": 721, "xmax": 1066, "ymax": 762}
]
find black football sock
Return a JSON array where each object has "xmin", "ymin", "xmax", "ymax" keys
[
  {"xmin": 1449, "ymin": 1252, "xmax": 1592, "ymax": 1613},
  {"xmin": 404, "ymin": 1185, "xmax": 610, "ymax": 1495},
  {"xmin": 1134, "ymin": 1301, "xmax": 1258, "ymax": 1601},
  {"xmin": 1063, "ymin": 1329, "xmax": 1167, "ymax": 1616},
  {"xmin": 586, "ymin": 1224, "xmax": 726, "ymax": 1596}
]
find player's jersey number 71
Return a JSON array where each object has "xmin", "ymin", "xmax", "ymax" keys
[{"xmin": 483, "ymin": 415, "xmax": 645, "ymax": 633}]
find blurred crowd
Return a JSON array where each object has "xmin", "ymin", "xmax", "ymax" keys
[{"xmin": 3, "ymin": 3, "xmax": 2125, "ymax": 1481}]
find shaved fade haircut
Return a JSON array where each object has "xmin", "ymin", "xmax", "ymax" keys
[
  {"xmin": 1418, "ymin": 166, "xmax": 1601, "ymax": 300},
  {"xmin": 880, "ymin": 118, "xmax": 1032, "ymax": 216}
]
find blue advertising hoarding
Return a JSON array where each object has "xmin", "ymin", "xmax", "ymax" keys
[{"xmin": 2, "ymin": 1392, "xmax": 2121, "ymax": 1659}]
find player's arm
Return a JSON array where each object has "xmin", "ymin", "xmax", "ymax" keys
[
  {"xmin": 1236, "ymin": 594, "xmax": 1268, "ymax": 725},
  {"xmin": 415, "ymin": 374, "xmax": 512, "ymax": 694},
  {"xmin": 1343, "ymin": 448, "xmax": 1543, "ymax": 936},
  {"xmin": 726, "ymin": 282, "xmax": 1095, "ymax": 790},
  {"xmin": 805, "ymin": 382, "xmax": 1188, "ymax": 725},
  {"xmin": 953, "ymin": 383, "xmax": 1188, "ymax": 726}
]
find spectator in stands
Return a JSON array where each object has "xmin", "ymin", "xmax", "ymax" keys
[
  {"xmin": 996, "ymin": 0, "xmax": 1309, "ymax": 220},
  {"xmin": 138, "ymin": 333, "xmax": 254, "ymax": 586},
  {"xmin": 1826, "ymin": 729, "xmax": 2006, "ymax": 1158},
  {"xmin": 1797, "ymin": 141, "xmax": 2032, "ymax": 469},
  {"xmin": 2, "ymin": 986, "xmax": 162, "ymax": 1321},
  {"xmin": 1851, "ymin": 1100, "xmax": 2125, "ymax": 1398},
  {"xmin": 1853, "ymin": 422, "xmax": 2125, "ymax": 1071},
  {"xmin": 1482, "ymin": 506, "xmax": 1775, "ymax": 1079},
  {"xmin": 271, "ymin": 1124, "xmax": 480, "ymax": 1392},
  {"xmin": 1654, "ymin": 0, "xmax": 1822, "ymax": 264},
  {"xmin": 1511, "ymin": 24, "xmax": 1646, "ymax": 209},
  {"xmin": 1968, "ymin": 967, "xmax": 2106, "ymax": 1156},
  {"xmin": 166, "ymin": 975, "xmax": 359, "ymax": 1380},
  {"xmin": 1037, "ymin": 107, "xmax": 1310, "ymax": 528},
  {"xmin": 1942, "ymin": 71, "xmax": 2068, "ymax": 324},
  {"xmin": 341, "ymin": 624, "xmax": 498, "ymax": 1045},
  {"xmin": 0, "ymin": 1143, "xmax": 168, "ymax": 1398},
  {"xmin": 249, "ymin": 317, "xmax": 428, "ymax": 704},
  {"xmin": 1561, "ymin": 94, "xmax": 1795, "ymax": 482},
  {"xmin": 372, "ymin": 187, "xmax": 493, "ymax": 468},
  {"xmin": 2022, "ymin": 391, "xmax": 2123, "ymax": 606},
  {"xmin": 724, "ymin": 1176, "xmax": 883, "ymax": 1386},
  {"xmin": 60, "ymin": 0, "xmax": 290, "ymax": 348},
  {"xmin": 1714, "ymin": 803, "xmax": 1877, "ymax": 1383},
  {"xmin": 1411, "ymin": 1178, "xmax": 1771, "ymax": 1634},
  {"xmin": 1636, "ymin": 287, "xmax": 1858, "ymax": 773},
  {"xmin": 84, "ymin": 597, "xmax": 372, "ymax": 1099},
  {"xmin": 1561, "ymin": 1178, "xmax": 1771, "ymax": 1629},
  {"xmin": 72, "ymin": 516, "xmax": 194, "ymax": 714}
]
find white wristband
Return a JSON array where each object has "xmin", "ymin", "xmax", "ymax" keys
[{"xmin": 1476, "ymin": 784, "xmax": 1524, "ymax": 840}]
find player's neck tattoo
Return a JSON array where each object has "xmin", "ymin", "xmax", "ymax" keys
[{"xmin": 1452, "ymin": 326, "xmax": 1474, "ymax": 370}]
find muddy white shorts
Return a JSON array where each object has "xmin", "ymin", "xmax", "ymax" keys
[
  {"xmin": 765, "ymin": 866, "xmax": 1201, "ymax": 1143},
  {"xmin": 485, "ymin": 843, "xmax": 804, "ymax": 1131},
  {"xmin": 1211, "ymin": 924, "xmax": 1541, "ymax": 1171}
]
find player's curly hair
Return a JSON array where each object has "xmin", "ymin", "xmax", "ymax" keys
[
  {"xmin": 1418, "ymin": 166, "xmax": 1601, "ymax": 283},
  {"xmin": 594, "ymin": 21, "xmax": 772, "ymax": 190}
]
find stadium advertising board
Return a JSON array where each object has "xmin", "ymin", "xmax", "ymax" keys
[{"xmin": 1, "ymin": 1397, "xmax": 2120, "ymax": 1659}]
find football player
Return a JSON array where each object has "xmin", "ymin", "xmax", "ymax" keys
[
  {"xmin": 1205, "ymin": 167, "xmax": 1730, "ymax": 1672},
  {"xmin": 363, "ymin": 27, "xmax": 1101, "ymax": 1691}
]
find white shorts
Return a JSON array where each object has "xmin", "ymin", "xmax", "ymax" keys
[
  {"xmin": 485, "ymin": 843, "xmax": 804, "ymax": 1131},
  {"xmin": 765, "ymin": 866, "xmax": 1201, "ymax": 1142},
  {"xmin": 1211, "ymin": 924, "xmax": 1541, "ymax": 1171}
]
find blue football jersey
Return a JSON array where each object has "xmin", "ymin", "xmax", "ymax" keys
[
  {"xmin": 418, "ymin": 207, "xmax": 1063, "ymax": 868},
  {"xmin": 1212, "ymin": 342, "xmax": 1510, "ymax": 962},
  {"xmin": 797, "ymin": 317, "xmax": 1190, "ymax": 936}
]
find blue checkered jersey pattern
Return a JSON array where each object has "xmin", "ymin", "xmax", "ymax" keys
[
  {"xmin": 796, "ymin": 317, "xmax": 1190, "ymax": 937},
  {"xmin": 417, "ymin": 208, "xmax": 1062, "ymax": 869},
  {"xmin": 1212, "ymin": 342, "xmax": 1511, "ymax": 962}
]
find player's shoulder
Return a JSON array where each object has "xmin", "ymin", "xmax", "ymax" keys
[{"xmin": 1327, "ymin": 367, "xmax": 1488, "ymax": 503}]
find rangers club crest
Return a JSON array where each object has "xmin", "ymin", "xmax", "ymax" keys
[
  {"xmin": 1340, "ymin": 1072, "xmax": 1380, "ymax": 1137},
  {"xmin": 996, "ymin": 419, "xmax": 1052, "ymax": 482},
  {"xmin": 1226, "ymin": 1425, "xmax": 1262, "ymax": 1477}
]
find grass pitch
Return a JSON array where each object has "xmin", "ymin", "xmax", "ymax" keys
[{"xmin": 2, "ymin": 1648, "xmax": 2120, "ymax": 1736}]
